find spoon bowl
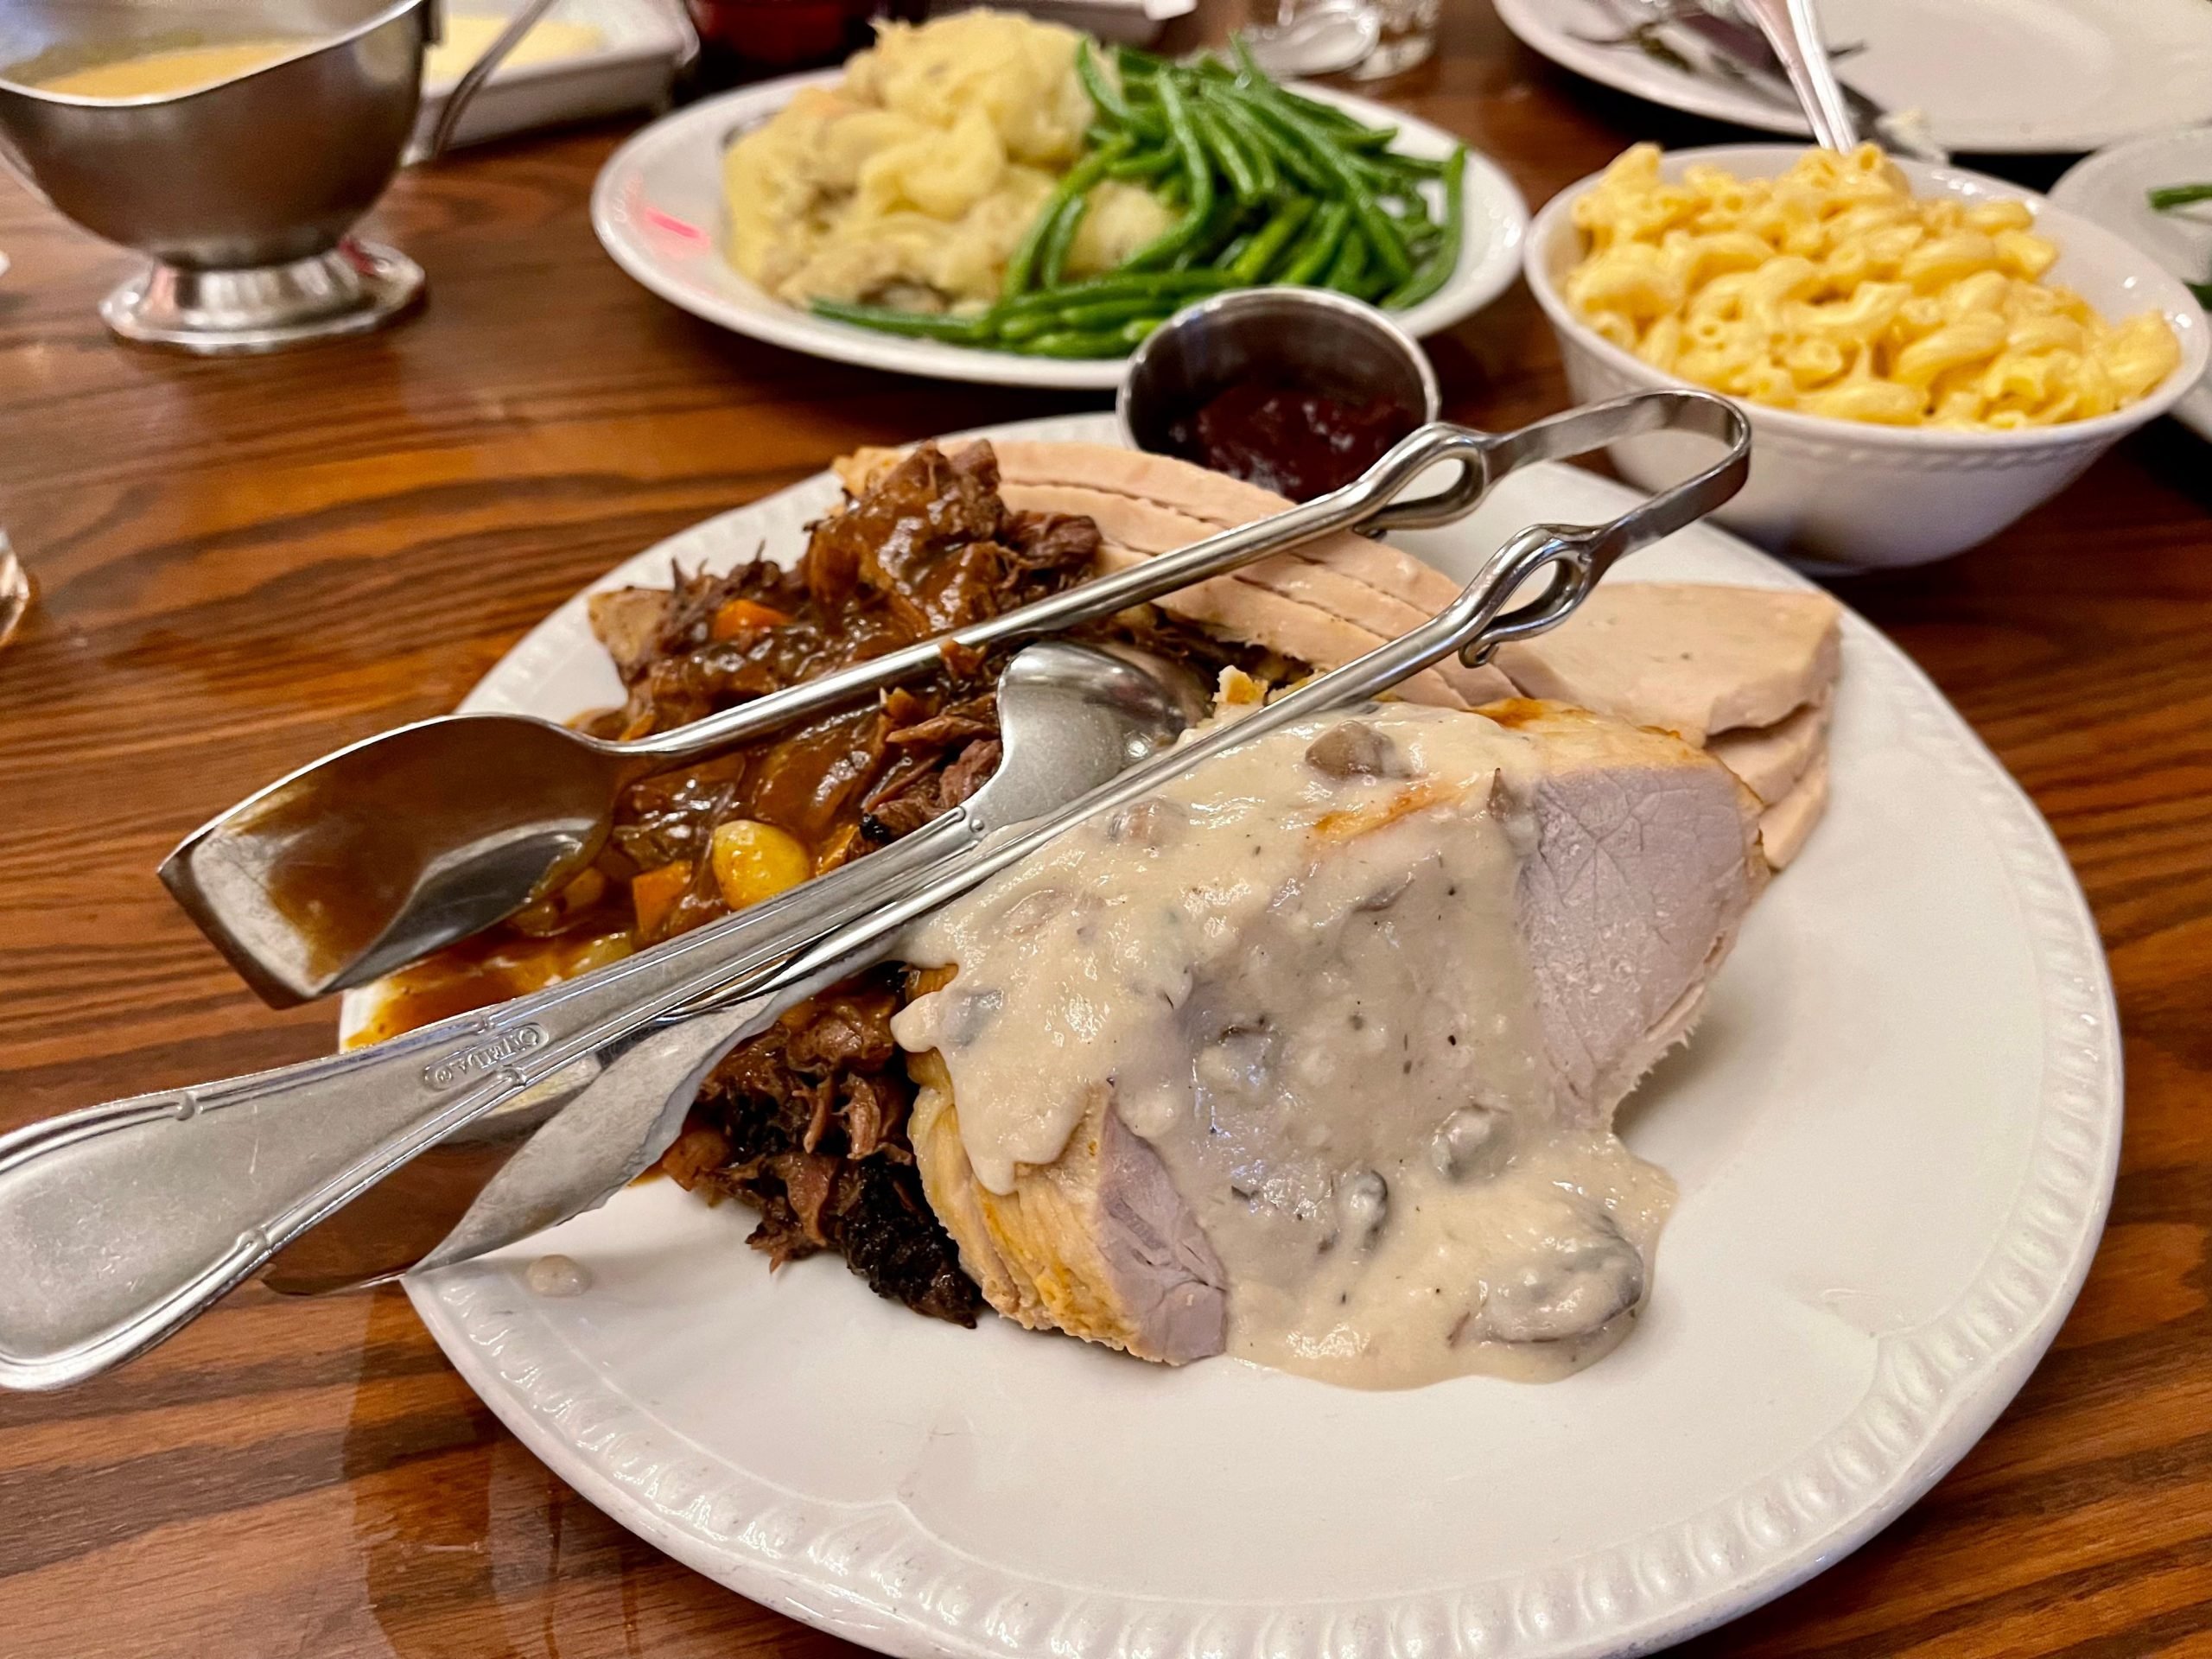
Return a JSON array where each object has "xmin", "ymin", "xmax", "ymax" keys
[{"xmin": 0, "ymin": 642, "xmax": 1211, "ymax": 1384}]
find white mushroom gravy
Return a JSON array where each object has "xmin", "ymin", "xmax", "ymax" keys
[{"xmin": 891, "ymin": 704, "xmax": 1675, "ymax": 1389}]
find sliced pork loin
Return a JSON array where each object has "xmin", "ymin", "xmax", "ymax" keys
[
  {"xmin": 1493, "ymin": 582, "xmax": 1842, "ymax": 869},
  {"xmin": 894, "ymin": 699, "xmax": 1764, "ymax": 1379},
  {"xmin": 1493, "ymin": 582, "xmax": 1841, "ymax": 747},
  {"xmin": 843, "ymin": 440, "xmax": 1840, "ymax": 871},
  {"xmin": 841, "ymin": 439, "xmax": 1516, "ymax": 710}
]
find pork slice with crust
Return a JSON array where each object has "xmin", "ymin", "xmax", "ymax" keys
[{"xmin": 899, "ymin": 699, "xmax": 1764, "ymax": 1365}]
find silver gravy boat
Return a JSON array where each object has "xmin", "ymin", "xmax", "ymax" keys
[{"xmin": 0, "ymin": 0, "xmax": 554, "ymax": 352}]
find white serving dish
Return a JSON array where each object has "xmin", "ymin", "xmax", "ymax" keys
[
  {"xmin": 590, "ymin": 73, "xmax": 1529, "ymax": 390},
  {"xmin": 413, "ymin": 0, "xmax": 692, "ymax": 152},
  {"xmin": 372, "ymin": 411, "xmax": 2122, "ymax": 1659},
  {"xmin": 931, "ymin": 0, "xmax": 1197, "ymax": 48},
  {"xmin": 1524, "ymin": 146, "xmax": 2210, "ymax": 573},
  {"xmin": 2050, "ymin": 127, "xmax": 2212, "ymax": 445}
]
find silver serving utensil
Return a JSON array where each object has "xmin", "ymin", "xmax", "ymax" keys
[
  {"xmin": 0, "ymin": 641, "xmax": 1205, "ymax": 1391},
  {"xmin": 0, "ymin": 0, "xmax": 556, "ymax": 353},
  {"xmin": 1735, "ymin": 0, "xmax": 1857, "ymax": 151},
  {"xmin": 0, "ymin": 390, "xmax": 1746, "ymax": 1392},
  {"xmin": 308, "ymin": 387, "xmax": 1757, "ymax": 1292},
  {"xmin": 1577, "ymin": 0, "xmax": 1946, "ymax": 162},
  {"xmin": 162, "ymin": 404, "xmax": 1643, "ymax": 1008},
  {"xmin": 396, "ymin": 388, "xmax": 1756, "ymax": 1281}
]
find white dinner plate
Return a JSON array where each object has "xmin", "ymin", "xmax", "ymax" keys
[
  {"xmin": 392, "ymin": 413, "xmax": 2120, "ymax": 1659},
  {"xmin": 588, "ymin": 73, "xmax": 1529, "ymax": 389},
  {"xmin": 2051, "ymin": 129, "xmax": 2212, "ymax": 442},
  {"xmin": 1493, "ymin": 0, "xmax": 2212, "ymax": 156}
]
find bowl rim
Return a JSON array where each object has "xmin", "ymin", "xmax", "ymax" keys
[
  {"xmin": 1522, "ymin": 143, "xmax": 2212, "ymax": 454},
  {"xmin": 1114, "ymin": 286, "xmax": 1443, "ymax": 454}
]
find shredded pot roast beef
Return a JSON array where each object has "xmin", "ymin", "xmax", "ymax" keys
[{"xmin": 363, "ymin": 441, "xmax": 1271, "ymax": 1323}]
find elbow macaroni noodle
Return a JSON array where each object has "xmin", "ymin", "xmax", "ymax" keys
[{"xmin": 1564, "ymin": 145, "xmax": 2183, "ymax": 430}]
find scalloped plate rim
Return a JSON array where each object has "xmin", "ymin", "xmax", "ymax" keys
[{"xmin": 397, "ymin": 412, "xmax": 2122, "ymax": 1659}]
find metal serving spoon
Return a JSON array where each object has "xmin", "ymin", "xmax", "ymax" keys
[
  {"xmin": 162, "ymin": 404, "xmax": 1677, "ymax": 1007},
  {"xmin": 0, "ymin": 640, "xmax": 1206, "ymax": 1391}
]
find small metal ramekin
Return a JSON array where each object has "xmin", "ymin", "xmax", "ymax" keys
[{"xmin": 1116, "ymin": 289, "xmax": 1441, "ymax": 457}]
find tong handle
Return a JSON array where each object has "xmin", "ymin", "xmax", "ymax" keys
[
  {"xmin": 0, "ymin": 808, "xmax": 976, "ymax": 1390},
  {"xmin": 619, "ymin": 423, "xmax": 1493, "ymax": 766},
  {"xmin": 732, "ymin": 390, "xmax": 1754, "ymax": 1016}
]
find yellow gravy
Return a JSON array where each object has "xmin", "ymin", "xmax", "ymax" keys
[{"xmin": 30, "ymin": 40, "xmax": 302, "ymax": 99}]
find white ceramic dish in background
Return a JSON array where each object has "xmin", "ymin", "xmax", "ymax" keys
[
  {"xmin": 938, "ymin": 0, "xmax": 1198, "ymax": 47},
  {"xmin": 589, "ymin": 73, "xmax": 1529, "ymax": 390},
  {"xmin": 1524, "ymin": 146, "xmax": 2210, "ymax": 572},
  {"xmin": 2051, "ymin": 128, "xmax": 2212, "ymax": 444},
  {"xmin": 375, "ymin": 410, "xmax": 2121, "ymax": 1659},
  {"xmin": 412, "ymin": 0, "xmax": 691, "ymax": 152},
  {"xmin": 1493, "ymin": 0, "xmax": 2212, "ymax": 156}
]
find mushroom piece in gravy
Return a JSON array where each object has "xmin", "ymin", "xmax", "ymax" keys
[{"xmin": 893, "ymin": 702, "xmax": 1676, "ymax": 1389}]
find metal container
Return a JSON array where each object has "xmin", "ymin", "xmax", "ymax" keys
[
  {"xmin": 1116, "ymin": 287, "xmax": 1441, "ymax": 460},
  {"xmin": 0, "ymin": 0, "xmax": 548, "ymax": 352}
]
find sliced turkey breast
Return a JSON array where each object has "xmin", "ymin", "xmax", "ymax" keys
[
  {"xmin": 1758, "ymin": 749, "xmax": 1831, "ymax": 870},
  {"xmin": 1494, "ymin": 582, "xmax": 1841, "ymax": 747},
  {"xmin": 893, "ymin": 699, "xmax": 1763, "ymax": 1384},
  {"xmin": 1707, "ymin": 691, "xmax": 1833, "ymax": 807}
]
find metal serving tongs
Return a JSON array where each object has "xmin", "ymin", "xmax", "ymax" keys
[
  {"xmin": 0, "ymin": 390, "xmax": 1748, "ymax": 1392},
  {"xmin": 170, "ymin": 391, "xmax": 1738, "ymax": 1006}
]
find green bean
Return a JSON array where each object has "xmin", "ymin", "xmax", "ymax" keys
[
  {"xmin": 809, "ymin": 300, "xmax": 993, "ymax": 342},
  {"xmin": 997, "ymin": 270, "xmax": 1234, "ymax": 316},
  {"xmin": 1012, "ymin": 327, "xmax": 1140, "ymax": 358},
  {"xmin": 1195, "ymin": 103, "xmax": 1265, "ymax": 205},
  {"xmin": 1237, "ymin": 89, "xmax": 1412, "ymax": 286},
  {"xmin": 1197, "ymin": 85, "xmax": 1283, "ymax": 199},
  {"xmin": 1038, "ymin": 192, "xmax": 1091, "ymax": 289},
  {"xmin": 1173, "ymin": 197, "xmax": 1251, "ymax": 270},
  {"xmin": 1077, "ymin": 42, "xmax": 1134, "ymax": 128},
  {"xmin": 1107, "ymin": 146, "xmax": 1177, "ymax": 181},
  {"xmin": 1123, "ymin": 72, "xmax": 1216, "ymax": 270},
  {"xmin": 1115, "ymin": 44, "xmax": 1166, "ymax": 79},
  {"xmin": 1277, "ymin": 200, "xmax": 1351, "ymax": 286},
  {"xmin": 1325, "ymin": 224, "xmax": 1370, "ymax": 294},
  {"xmin": 1211, "ymin": 86, "xmax": 1333, "ymax": 194},
  {"xmin": 1001, "ymin": 137, "xmax": 1128, "ymax": 300},
  {"xmin": 2149, "ymin": 182, "xmax": 2212, "ymax": 211},
  {"xmin": 1382, "ymin": 144, "xmax": 1465, "ymax": 308},
  {"xmin": 996, "ymin": 295, "xmax": 1166, "ymax": 341},
  {"xmin": 1228, "ymin": 194, "xmax": 1314, "ymax": 283}
]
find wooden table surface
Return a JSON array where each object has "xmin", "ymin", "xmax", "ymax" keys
[{"xmin": 3, "ymin": 4, "xmax": 2209, "ymax": 1654}]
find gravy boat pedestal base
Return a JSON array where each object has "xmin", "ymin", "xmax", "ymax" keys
[{"xmin": 100, "ymin": 235, "xmax": 424, "ymax": 353}]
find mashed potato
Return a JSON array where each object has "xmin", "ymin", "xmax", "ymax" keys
[{"xmin": 722, "ymin": 10, "xmax": 1171, "ymax": 312}]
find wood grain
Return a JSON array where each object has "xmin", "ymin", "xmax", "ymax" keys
[{"xmin": 3, "ymin": 3, "xmax": 2210, "ymax": 1653}]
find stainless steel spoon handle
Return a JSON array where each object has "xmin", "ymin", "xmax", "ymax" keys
[
  {"xmin": 1736, "ymin": 0, "xmax": 1860, "ymax": 151},
  {"xmin": 0, "ymin": 807, "xmax": 977, "ymax": 1392}
]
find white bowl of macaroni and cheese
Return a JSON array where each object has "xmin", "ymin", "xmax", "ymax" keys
[{"xmin": 1525, "ymin": 144, "xmax": 2209, "ymax": 570}]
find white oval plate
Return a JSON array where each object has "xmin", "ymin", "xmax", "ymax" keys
[
  {"xmin": 2051, "ymin": 128, "xmax": 2212, "ymax": 442},
  {"xmin": 588, "ymin": 73, "xmax": 1529, "ymax": 390},
  {"xmin": 397, "ymin": 413, "xmax": 2120, "ymax": 1659},
  {"xmin": 1494, "ymin": 0, "xmax": 2212, "ymax": 156}
]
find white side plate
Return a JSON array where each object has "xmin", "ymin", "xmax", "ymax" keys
[
  {"xmin": 2051, "ymin": 128, "xmax": 2212, "ymax": 442},
  {"xmin": 588, "ymin": 75, "xmax": 1529, "ymax": 389},
  {"xmin": 395, "ymin": 413, "xmax": 2120, "ymax": 1659},
  {"xmin": 1494, "ymin": 0, "xmax": 2212, "ymax": 156}
]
